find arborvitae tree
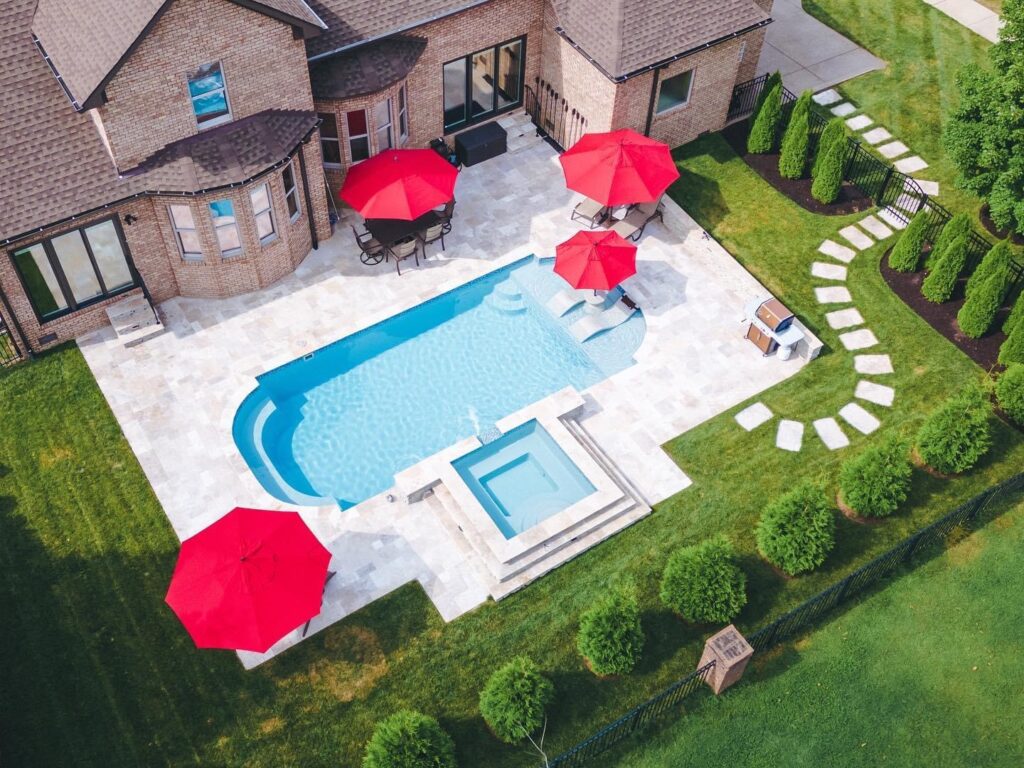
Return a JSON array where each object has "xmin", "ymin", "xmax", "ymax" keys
[
  {"xmin": 810, "ymin": 129, "xmax": 847, "ymax": 204},
  {"xmin": 747, "ymin": 82, "xmax": 783, "ymax": 154},
  {"xmin": 363, "ymin": 711, "xmax": 457, "ymax": 768},
  {"xmin": 925, "ymin": 212, "xmax": 973, "ymax": 271},
  {"xmin": 965, "ymin": 241, "xmax": 1013, "ymax": 298},
  {"xmin": 779, "ymin": 90, "xmax": 812, "ymax": 179},
  {"xmin": 957, "ymin": 267, "xmax": 1010, "ymax": 338},
  {"xmin": 479, "ymin": 657, "xmax": 554, "ymax": 744},
  {"xmin": 1003, "ymin": 288, "xmax": 1024, "ymax": 335},
  {"xmin": 751, "ymin": 70, "xmax": 782, "ymax": 120},
  {"xmin": 1000, "ymin": 318, "xmax": 1024, "ymax": 365},
  {"xmin": 915, "ymin": 386, "xmax": 992, "ymax": 475},
  {"xmin": 812, "ymin": 118, "xmax": 845, "ymax": 178},
  {"xmin": 921, "ymin": 233, "xmax": 969, "ymax": 303},
  {"xmin": 888, "ymin": 209, "xmax": 930, "ymax": 272},
  {"xmin": 996, "ymin": 364, "xmax": 1024, "ymax": 424}
]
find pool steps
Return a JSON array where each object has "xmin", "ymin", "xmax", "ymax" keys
[{"xmin": 485, "ymin": 279, "xmax": 528, "ymax": 314}]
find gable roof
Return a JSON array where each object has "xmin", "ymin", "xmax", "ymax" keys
[{"xmin": 32, "ymin": 0, "xmax": 327, "ymax": 111}]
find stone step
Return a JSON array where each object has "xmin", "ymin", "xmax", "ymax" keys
[{"xmin": 105, "ymin": 294, "xmax": 165, "ymax": 347}]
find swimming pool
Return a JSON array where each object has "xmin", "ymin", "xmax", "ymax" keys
[{"xmin": 233, "ymin": 256, "xmax": 644, "ymax": 508}]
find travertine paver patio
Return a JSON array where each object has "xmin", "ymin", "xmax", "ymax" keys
[{"xmin": 78, "ymin": 127, "xmax": 809, "ymax": 666}]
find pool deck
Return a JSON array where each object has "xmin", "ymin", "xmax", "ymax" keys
[{"xmin": 78, "ymin": 124, "xmax": 810, "ymax": 667}]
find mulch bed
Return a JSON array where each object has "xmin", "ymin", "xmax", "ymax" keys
[
  {"xmin": 880, "ymin": 246, "xmax": 1009, "ymax": 369},
  {"xmin": 836, "ymin": 492, "xmax": 886, "ymax": 526},
  {"xmin": 979, "ymin": 203, "xmax": 1024, "ymax": 246},
  {"xmin": 723, "ymin": 122, "xmax": 873, "ymax": 216}
]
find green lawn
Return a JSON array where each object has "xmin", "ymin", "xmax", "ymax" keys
[
  {"xmin": 2, "ymin": 134, "xmax": 1023, "ymax": 767},
  {"xmin": 596, "ymin": 489, "xmax": 1024, "ymax": 768}
]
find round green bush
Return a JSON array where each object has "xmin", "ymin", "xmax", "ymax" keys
[
  {"xmin": 888, "ymin": 209, "xmax": 929, "ymax": 272},
  {"xmin": 659, "ymin": 535, "xmax": 747, "ymax": 624},
  {"xmin": 996, "ymin": 364, "xmax": 1024, "ymax": 424},
  {"xmin": 576, "ymin": 585, "xmax": 644, "ymax": 676},
  {"xmin": 755, "ymin": 482, "xmax": 835, "ymax": 576},
  {"xmin": 925, "ymin": 212, "xmax": 972, "ymax": 271},
  {"xmin": 779, "ymin": 91, "xmax": 812, "ymax": 179},
  {"xmin": 812, "ymin": 118, "xmax": 845, "ymax": 179},
  {"xmin": 838, "ymin": 438, "xmax": 913, "ymax": 518},
  {"xmin": 363, "ymin": 710, "xmax": 456, "ymax": 768},
  {"xmin": 479, "ymin": 656, "xmax": 553, "ymax": 744},
  {"xmin": 810, "ymin": 132, "xmax": 846, "ymax": 205},
  {"xmin": 965, "ymin": 241, "xmax": 1012, "ymax": 298},
  {"xmin": 1005, "ymin": 291, "xmax": 1024, "ymax": 335},
  {"xmin": 1000, "ymin": 319, "xmax": 1024, "ymax": 366},
  {"xmin": 921, "ymin": 233, "xmax": 969, "ymax": 303},
  {"xmin": 915, "ymin": 386, "xmax": 992, "ymax": 475},
  {"xmin": 747, "ymin": 82, "xmax": 783, "ymax": 154},
  {"xmin": 957, "ymin": 267, "xmax": 1009, "ymax": 338}
]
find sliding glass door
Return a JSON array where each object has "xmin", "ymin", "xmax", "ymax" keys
[{"xmin": 443, "ymin": 37, "xmax": 525, "ymax": 133}]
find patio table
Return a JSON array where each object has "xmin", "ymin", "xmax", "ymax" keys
[{"xmin": 365, "ymin": 210, "xmax": 440, "ymax": 247}]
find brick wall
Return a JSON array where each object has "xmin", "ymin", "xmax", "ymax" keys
[{"xmin": 96, "ymin": 0, "xmax": 315, "ymax": 169}]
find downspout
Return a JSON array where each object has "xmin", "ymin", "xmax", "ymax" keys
[
  {"xmin": 296, "ymin": 142, "xmax": 320, "ymax": 251},
  {"xmin": 644, "ymin": 66, "xmax": 664, "ymax": 137}
]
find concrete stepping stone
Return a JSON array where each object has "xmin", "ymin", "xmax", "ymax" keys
[
  {"xmin": 813, "ymin": 89, "xmax": 842, "ymax": 106},
  {"xmin": 840, "ymin": 402, "xmax": 881, "ymax": 434},
  {"xmin": 856, "ymin": 380, "xmax": 895, "ymax": 407},
  {"xmin": 826, "ymin": 308, "xmax": 864, "ymax": 329},
  {"xmin": 814, "ymin": 417, "xmax": 850, "ymax": 450},
  {"xmin": 839, "ymin": 328, "xmax": 879, "ymax": 350},
  {"xmin": 895, "ymin": 156, "xmax": 928, "ymax": 173},
  {"xmin": 859, "ymin": 214, "xmax": 893, "ymax": 240},
  {"xmin": 846, "ymin": 114, "xmax": 873, "ymax": 131},
  {"xmin": 812, "ymin": 261, "xmax": 848, "ymax": 281},
  {"xmin": 815, "ymin": 286, "xmax": 853, "ymax": 304},
  {"xmin": 879, "ymin": 208, "xmax": 909, "ymax": 230},
  {"xmin": 818, "ymin": 240, "xmax": 857, "ymax": 263},
  {"xmin": 861, "ymin": 127, "xmax": 892, "ymax": 145},
  {"xmin": 915, "ymin": 179, "xmax": 940, "ymax": 196},
  {"xmin": 878, "ymin": 140, "xmax": 909, "ymax": 159},
  {"xmin": 831, "ymin": 102, "xmax": 857, "ymax": 117},
  {"xmin": 855, "ymin": 354, "xmax": 894, "ymax": 374},
  {"xmin": 776, "ymin": 420, "xmax": 804, "ymax": 452},
  {"xmin": 736, "ymin": 402, "xmax": 773, "ymax": 431},
  {"xmin": 838, "ymin": 225, "xmax": 874, "ymax": 250}
]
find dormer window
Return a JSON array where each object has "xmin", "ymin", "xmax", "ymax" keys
[{"xmin": 188, "ymin": 62, "xmax": 231, "ymax": 129}]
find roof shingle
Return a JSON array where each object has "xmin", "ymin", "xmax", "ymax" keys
[{"xmin": 309, "ymin": 37, "xmax": 427, "ymax": 99}]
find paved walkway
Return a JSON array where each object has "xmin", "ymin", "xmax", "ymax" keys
[
  {"xmin": 923, "ymin": 0, "xmax": 1002, "ymax": 42},
  {"xmin": 758, "ymin": 0, "xmax": 885, "ymax": 93}
]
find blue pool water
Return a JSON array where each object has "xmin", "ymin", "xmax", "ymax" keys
[
  {"xmin": 452, "ymin": 420, "xmax": 596, "ymax": 538},
  {"xmin": 233, "ymin": 256, "xmax": 644, "ymax": 508}
]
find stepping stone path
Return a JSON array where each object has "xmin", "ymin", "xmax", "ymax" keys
[
  {"xmin": 845, "ymin": 115, "xmax": 873, "ymax": 131},
  {"xmin": 858, "ymin": 215, "xmax": 893, "ymax": 240},
  {"xmin": 861, "ymin": 127, "xmax": 892, "ymax": 145},
  {"xmin": 813, "ymin": 418, "xmax": 850, "ymax": 450},
  {"xmin": 879, "ymin": 208, "xmax": 908, "ymax": 230},
  {"xmin": 838, "ymin": 225, "xmax": 874, "ymax": 250},
  {"xmin": 818, "ymin": 240, "xmax": 856, "ymax": 263},
  {"xmin": 895, "ymin": 156, "xmax": 928, "ymax": 174},
  {"xmin": 855, "ymin": 354, "xmax": 894, "ymax": 375},
  {"xmin": 840, "ymin": 403, "xmax": 881, "ymax": 435},
  {"xmin": 915, "ymin": 179, "xmax": 940, "ymax": 196},
  {"xmin": 816, "ymin": 286, "xmax": 853, "ymax": 303},
  {"xmin": 831, "ymin": 102, "xmax": 857, "ymax": 117},
  {"xmin": 826, "ymin": 308, "xmax": 864, "ymax": 329},
  {"xmin": 813, "ymin": 89, "xmax": 842, "ymax": 106},
  {"xmin": 776, "ymin": 420, "xmax": 805, "ymax": 452},
  {"xmin": 839, "ymin": 328, "xmax": 879, "ymax": 350},
  {"xmin": 878, "ymin": 141, "xmax": 909, "ymax": 159},
  {"xmin": 735, "ymin": 402, "xmax": 773, "ymax": 431},
  {"xmin": 812, "ymin": 262, "xmax": 848, "ymax": 281},
  {"xmin": 855, "ymin": 380, "xmax": 895, "ymax": 407}
]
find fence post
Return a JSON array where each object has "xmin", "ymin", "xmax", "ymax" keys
[
  {"xmin": 699, "ymin": 626, "xmax": 752, "ymax": 694},
  {"xmin": 877, "ymin": 165, "xmax": 894, "ymax": 206}
]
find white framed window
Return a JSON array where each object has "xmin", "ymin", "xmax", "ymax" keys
[
  {"xmin": 398, "ymin": 85, "xmax": 409, "ymax": 144},
  {"xmin": 373, "ymin": 98, "xmax": 393, "ymax": 152},
  {"xmin": 188, "ymin": 62, "xmax": 231, "ymax": 129},
  {"xmin": 346, "ymin": 110, "xmax": 370, "ymax": 162},
  {"xmin": 282, "ymin": 161, "xmax": 301, "ymax": 221},
  {"xmin": 319, "ymin": 112, "xmax": 342, "ymax": 167},
  {"xmin": 169, "ymin": 204, "xmax": 203, "ymax": 260},
  {"xmin": 249, "ymin": 183, "xmax": 276, "ymax": 244},
  {"xmin": 656, "ymin": 69, "xmax": 694, "ymax": 114},
  {"xmin": 209, "ymin": 198, "xmax": 242, "ymax": 257}
]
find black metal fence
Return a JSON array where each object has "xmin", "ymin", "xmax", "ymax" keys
[
  {"xmin": 0, "ymin": 312, "xmax": 22, "ymax": 368},
  {"xmin": 524, "ymin": 80, "xmax": 589, "ymax": 152},
  {"xmin": 540, "ymin": 471, "xmax": 1024, "ymax": 767}
]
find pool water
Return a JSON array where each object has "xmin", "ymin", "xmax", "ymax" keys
[
  {"xmin": 452, "ymin": 420, "xmax": 596, "ymax": 539},
  {"xmin": 233, "ymin": 256, "xmax": 643, "ymax": 508}
]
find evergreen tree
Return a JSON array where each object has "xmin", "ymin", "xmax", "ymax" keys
[
  {"xmin": 747, "ymin": 83, "xmax": 783, "ymax": 154},
  {"xmin": 888, "ymin": 209, "xmax": 929, "ymax": 272},
  {"xmin": 812, "ymin": 118, "xmax": 845, "ymax": 178},
  {"xmin": 926, "ymin": 212, "xmax": 973, "ymax": 270},
  {"xmin": 958, "ymin": 267, "xmax": 1010, "ymax": 338},
  {"xmin": 779, "ymin": 91, "xmax": 812, "ymax": 179},
  {"xmin": 922, "ymin": 234, "xmax": 969, "ymax": 303},
  {"xmin": 811, "ymin": 129, "xmax": 847, "ymax": 204},
  {"xmin": 965, "ymin": 241, "xmax": 1013, "ymax": 298}
]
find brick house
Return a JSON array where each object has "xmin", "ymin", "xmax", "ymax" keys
[{"xmin": 0, "ymin": 0, "xmax": 772, "ymax": 355}]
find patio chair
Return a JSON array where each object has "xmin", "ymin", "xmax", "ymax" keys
[
  {"xmin": 622, "ymin": 198, "xmax": 665, "ymax": 240},
  {"xmin": 388, "ymin": 237, "xmax": 420, "ymax": 276},
  {"xmin": 571, "ymin": 198, "xmax": 605, "ymax": 229},
  {"xmin": 610, "ymin": 218, "xmax": 640, "ymax": 242},
  {"xmin": 417, "ymin": 222, "xmax": 446, "ymax": 258},
  {"xmin": 352, "ymin": 225, "xmax": 385, "ymax": 265}
]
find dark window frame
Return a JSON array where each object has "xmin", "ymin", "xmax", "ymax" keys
[
  {"xmin": 443, "ymin": 35, "xmax": 526, "ymax": 134},
  {"xmin": 9, "ymin": 215, "xmax": 140, "ymax": 324},
  {"xmin": 282, "ymin": 161, "xmax": 301, "ymax": 221}
]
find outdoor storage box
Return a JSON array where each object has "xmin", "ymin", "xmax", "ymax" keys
[{"xmin": 455, "ymin": 122, "xmax": 507, "ymax": 166}]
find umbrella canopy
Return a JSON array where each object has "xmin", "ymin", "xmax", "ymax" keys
[
  {"xmin": 165, "ymin": 507, "xmax": 332, "ymax": 653},
  {"xmin": 559, "ymin": 129, "xmax": 679, "ymax": 207},
  {"xmin": 555, "ymin": 230, "xmax": 637, "ymax": 291},
  {"xmin": 339, "ymin": 149, "xmax": 458, "ymax": 220}
]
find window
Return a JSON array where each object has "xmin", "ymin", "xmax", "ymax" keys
[
  {"xmin": 169, "ymin": 204, "xmax": 203, "ymax": 260},
  {"xmin": 249, "ymin": 183, "xmax": 276, "ymax": 243},
  {"xmin": 373, "ymin": 98, "xmax": 393, "ymax": 152},
  {"xmin": 398, "ymin": 85, "xmax": 409, "ymax": 144},
  {"xmin": 282, "ymin": 161, "xmax": 301, "ymax": 221},
  {"xmin": 11, "ymin": 217, "xmax": 136, "ymax": 321},
  {"xmin": 188, "ymin": 62, "xmax": 231, "ymax": 128},
  {"xmin": 209, "ymin": 199, "xmax": 242, "ymax": 257},
  {"xmin": 319, "ymin": 113, "xmax": 342, "ymax": 167},
  {"xmin": 444, "ymin": 38, "xmax": 525, "ymax": 132},
  {"xmin": 656, "ymin": 70, "xmax": 694, "ymax": 114},
  {"xmin": 346, "ymin": 110, "xmax": 370, "ymax": 162}
]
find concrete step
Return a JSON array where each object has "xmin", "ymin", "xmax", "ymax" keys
[{"xmin": 105, "ymin": 294, "xmax": 165, "ymax": 347}]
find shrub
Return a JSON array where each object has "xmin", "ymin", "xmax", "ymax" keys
[
  {"xmin": 838, "ymin": 438, "xmax": 913, "ymax": 518},
  {"xmin": 812, "ymin": 118, "xmax": 845, "ymax": 178},
  {"xmin": 1000, "ymin": 319, "xmax": 1024, "ymax": 366},
  {"xmin": 779, "ymin": 91, "xmax": 812, "ymax": 179},
  {"xmin": 751, "ymin": 71, "xmax": 782, "ymax": 121},
  {"xmin": 577, "ymin": 585, "xmax": 644, "ymax": 676},
  {"xmin": 363, "ymin": 711, "xmax": 456, "ymax": 768},
  {"xmin": 957, "ymin": 267, "xmax": 1010, "ymax": 338},
  {"xmin": 996, "ymin": 364, "xmax": 1024, "ymax": 424},
  {"xmin": 659, "ymin": 535, "xmax": 747, "ymax": 624},
  {"xmin": 479, "ymin": 657, "xmax": 554, "ymax": 744},
  {"xmin": 755, "ymin": 482, "xmax": 835, "ymax": 576},
  {"xmin": 925, "ymin": 212, "xmax": 972, "ymax": 270},
  {"xmin": 810, "ymin": 130, "xmax": 846, "ymax": 204},
  {"xmin": 888, "ymin": 209, "xmax": 929, "ymax": 272},
  {"xmin": 1005, "ymin": 291, "xmax": 1024, "ymax": 335},
  {"xmin": 965, "ymin": 241, "xmax": 1013, "ymax": 298},
  {"xmin": 747, "ymin": 82, "xmax": 783, "ymax": 154},
  {"xmin": 915, "ymin": 386, "xmax": 992, "ymax": 475},
  {"xmin": 921, "ymin": 233, "xmax": 969, "ymax": 303}
]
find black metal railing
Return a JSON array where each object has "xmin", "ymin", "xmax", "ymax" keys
[
  {"xmin": 0, "ymin": 312, "xmax": 22, "ymax": 368},
  {"xmin": 524, "ymin": 80, "xmax": 589, "ymax": 152}
]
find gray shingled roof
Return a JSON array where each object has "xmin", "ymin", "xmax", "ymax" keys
[
  {"xmin": 310, "ymin": 37, "xmax": 427, "ymax": 99},
  {"xmin": 32, "ymin": 0, "xmax": 326, "ymax": 110},
  {"xmin": 553, "ymin": 0, "xmax": 770, "ymax": 80}
]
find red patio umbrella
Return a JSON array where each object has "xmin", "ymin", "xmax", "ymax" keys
[
  {"xmin": 165, "ymin": 507, "xmax": 332, "ymax": 653},
  {"xmin": 555, "ymin": 230, "xmax": 637, "ymax": 291},
  {"xmin": 339, "ymin": 148, "xmax": 458, "ymax": 220},
  {"xmin": 559, "ymin": 129, "xmax": 679, "ymax": 207}
]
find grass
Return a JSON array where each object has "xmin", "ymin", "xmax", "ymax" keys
[
  {"xmin": 595, "ymin": 489, "xmax": 1024, "ymax": 768},
  {"xmin": 2, "ymin": 134, "xmax": 1024, "ymax": 767}
]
